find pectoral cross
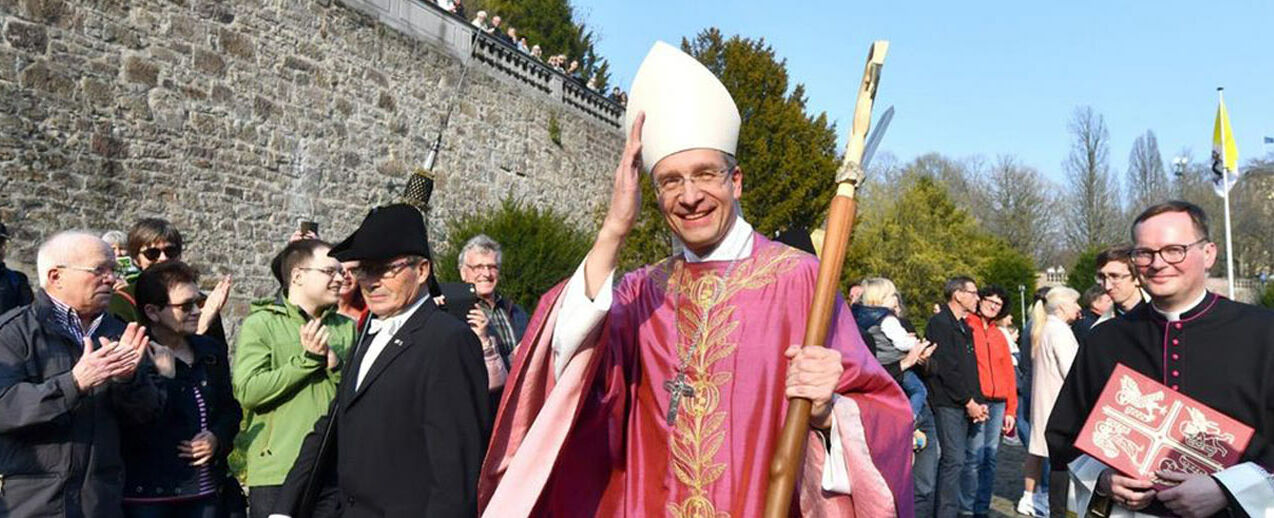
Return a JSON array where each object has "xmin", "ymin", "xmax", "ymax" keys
[{"xmin": 663, "ymin": 372, "xmax": 695, "ymax": 426}]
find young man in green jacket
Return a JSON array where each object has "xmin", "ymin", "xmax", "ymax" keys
[{"xmin": 233, "ymin": 240, "xmax": 356, "ymax": 518}]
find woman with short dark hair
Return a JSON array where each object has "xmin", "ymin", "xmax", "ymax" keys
[{"xmin": 121, "ymin": 261, "xmax": 241, "ymax": 518}]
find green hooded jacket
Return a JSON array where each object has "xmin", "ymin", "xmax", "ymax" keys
[{"xmin": 232, "ymin": 296, "xmax": 357, "ymax": 487}]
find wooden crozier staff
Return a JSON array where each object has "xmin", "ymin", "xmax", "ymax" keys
[{"xmin": 762, "ymin": 40, "xmax": 889, "ymax": 517}]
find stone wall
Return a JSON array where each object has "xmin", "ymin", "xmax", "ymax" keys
[{"xmin": 0, "ymin": 0, "xmax": 624, "ymax": 330}]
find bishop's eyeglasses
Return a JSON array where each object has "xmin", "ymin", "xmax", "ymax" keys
[
  {"xmin": 654, "ymin": 168, "xmax": 730, "ymax": 196},
  {"xmin": 1129, "ymin": 238, "xmax": 1208, "ymax": 267}
]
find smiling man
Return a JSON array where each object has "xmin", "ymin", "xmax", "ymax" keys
[
  {"xmin": 457, "ymin": 235, "xmax": 527, "ymax": 368},
  {"xmin": 1047, "ymin": 201, "xmax": 1274, "ymax": 517},
  {"xmin": 479, "ymin": 41, "xmax": 912, "ymax": 517}
]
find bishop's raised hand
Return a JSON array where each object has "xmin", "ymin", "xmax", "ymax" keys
[
  {"xmin": 585, "ymin": 112, "xmax": 645, "ymax": 299},
  {"xmin": 600, "ymin": 111, "xmax": 645, "ymax": 241}
]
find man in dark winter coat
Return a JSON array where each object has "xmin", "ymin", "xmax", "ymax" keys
[{"xmin": 0, "ymin": 231, "xmax": 159, "ymax": 518}]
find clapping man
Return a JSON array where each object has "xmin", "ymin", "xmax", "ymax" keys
[{"xmin": 0, "ymin": 231, "xmax": 159, "ymax": 517}]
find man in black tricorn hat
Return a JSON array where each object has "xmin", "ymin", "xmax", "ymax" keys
[{"xmin": 273, "ymin": 204, "xmax": 491, "ymax": 518}]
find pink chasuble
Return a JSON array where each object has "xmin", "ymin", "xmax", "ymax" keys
[{"xmin": 480, "ymin": 235, "xmax": 913, "ymax": 517}]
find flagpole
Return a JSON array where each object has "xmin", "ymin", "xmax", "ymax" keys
[{"xmin": 1219, "ymin": 87, "xmax": 1236, "ymax": 299}]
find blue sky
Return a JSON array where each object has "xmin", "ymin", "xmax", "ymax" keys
[{"xmin": 573, "ymin": 1, "xmax": 1274, "ymax": 185}]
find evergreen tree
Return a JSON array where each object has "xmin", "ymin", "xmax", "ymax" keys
[
  {"xmin": 845, "ymin": 173, "xmax": 999, "ymax": 322},
  {"xmin": 437, "ymin": 196, "xmax": 593, "ymax": 311},
  {"xmin": 979, "ymin": 245, "xmax": 1038, "ymax": 324}
]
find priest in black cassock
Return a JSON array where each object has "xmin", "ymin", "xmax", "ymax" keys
[
  {"xmin": 1046, "ymin": 201, "xmax": 1274, "ymax": 518},
  {"xmin": 273, "ymin": 204, "xmax": 491, "ymax": 518}
]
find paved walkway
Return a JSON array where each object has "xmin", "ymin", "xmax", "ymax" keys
[{"xmin": 988, "ymin": 439, "xmax": 1031, "ymax": 517}]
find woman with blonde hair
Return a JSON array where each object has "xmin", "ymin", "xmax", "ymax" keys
[{"xmin": 1026, "ymin": 286, "xmax": 1081, "ymax": 516}]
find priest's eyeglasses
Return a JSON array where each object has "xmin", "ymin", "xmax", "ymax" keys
[
  {"xmin": 654, "ymin": 168, "xmax": 729, "ymax": 196},
  {"xmin": 1129, "ymin": 238, "xmax": 1209, "ymax": 267}
]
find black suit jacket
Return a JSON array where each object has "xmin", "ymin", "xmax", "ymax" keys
[{"xmin": 278, "ymin": 297, "xmax": 491, "ymax": 518}]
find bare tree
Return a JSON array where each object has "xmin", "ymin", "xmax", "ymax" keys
[
  {"xmin": 1063, "ymin": 106, "xmax": 1123, "ymax": 250},
  {"xmin": 983, "ymin": 155, "xmax": 1060, "ymax": 264},
  {"xmin": 1126, "ymin": 130, "xmax": 1170, "ymax": 215}
]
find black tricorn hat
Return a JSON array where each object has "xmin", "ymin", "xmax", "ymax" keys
[{"xmin": 330, "ymin": 204, "xmax": 431, "ymax": 262}]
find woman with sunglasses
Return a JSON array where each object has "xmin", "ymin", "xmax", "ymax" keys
[
  {"xmin": 109, "ymin": 218, "xmax": 233, "ymax": 346},
  {"xmin": 120, "ymin": 261, "xmax": 241, "ymax": 518}
]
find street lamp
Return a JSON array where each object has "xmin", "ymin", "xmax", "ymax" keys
[
  {"xmin": 1018, "ymin": 284, "xmax": 1026, "ymax": 323},
  {"xmin": 1173, "ymin": 156, "xmax": 1189, "ymax": 177}
]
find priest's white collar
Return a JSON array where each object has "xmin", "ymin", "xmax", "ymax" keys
[
  {"xmin": 1151, "ymin": 290, "xmax": 1209, "ymax": 322},
  {"xmin": 367, "ymin": 291, "xmax": 429, "ymax": 334},
  {"xmin": 680, "ymin": 214, "xmax": 753, "ymax": 263}
]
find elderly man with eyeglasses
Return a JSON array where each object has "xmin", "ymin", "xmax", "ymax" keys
[
  {"xmin": 1048, "ymin": 200, "xmax": 1274, "ymax": 518},
  {"xmin": 272, "ymin": 204, "xmax": 491, "ymax": 518},
  {"xmin": 456, "ymin": 234, "xmax": 528, "ymax": 370},
  {"xmin": 0, "ymin": 231, "xmax": 159, "ymax": 517}
]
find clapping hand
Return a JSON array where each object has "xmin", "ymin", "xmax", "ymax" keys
[
  {"xmin": 300, "ymin": 319, "xmax": 330, "ymax": 357},
  {"xmin": 72, "ymin": 323, "xmax": 149, "ymax": 391},
  {"xmin": 179, "ymin": 430, "xmax": 218, "ymax": 466},
  {"xmin": 150, "ymin": 343, "xmax": 177, "ymax": 378},
  {"xmin": 197, "ymin": 275, "xmax": 232, "ymax": 335}
]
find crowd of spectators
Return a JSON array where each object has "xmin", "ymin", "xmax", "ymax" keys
[
  {"xmin": 464, "ymin": 7, "xmax": 626, "ymax": 105},
  {"xmin": 0, "ymin": 212, "xmax": 528, "ymax": 517}
]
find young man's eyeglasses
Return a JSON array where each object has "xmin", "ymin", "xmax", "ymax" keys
[
  {"xmin": 1094, "ymin": 272, "xmax": 1133, "ymax": 284},
  {"xmin": 140, "ymin": 245, "xmax": 182, "ymax": 262},
  {"xmin": 654, "ymin": 168, "xmax": 730, "ymax": 196},
  {"xmin": 1129, "ymin": 238, "xmax": 1208, "ymax": 267},
  {"xmin": 349, "ymin": 259, "xmax": 422, "ymax": 280},
  {"xmin": 297, "ymin": 266, "xmax": 345, "ymax": 278}
]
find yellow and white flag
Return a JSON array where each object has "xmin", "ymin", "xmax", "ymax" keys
[{"xmin": 1211, "ymin": 90, "xmax": 1241, "ymax": 196}]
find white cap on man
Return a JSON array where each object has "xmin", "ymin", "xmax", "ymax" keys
[{"xmin": 623, "ymin": 41, "xmax": 741, "ymax": 172}]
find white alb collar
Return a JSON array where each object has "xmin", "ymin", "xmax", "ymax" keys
[
  {"xmin": 367, "ymin": 292, "xmax": 429, "ymax": 335},
  {"xmin": 1151, "ymin": 290, "xmax": 1209, "ymax": 322},
  {"xmin": 681, "ymin": 214, "xmax": 754, "ymax": 263}
]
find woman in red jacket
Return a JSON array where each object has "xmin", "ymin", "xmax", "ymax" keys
[{"xmin": 961, "ymin": 284, "xmax": 1018, "ymax": 517}]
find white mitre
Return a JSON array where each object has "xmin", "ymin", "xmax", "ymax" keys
[{"xmin": 623, "ymin": 41, "xmax": 741, "ymax": 172}]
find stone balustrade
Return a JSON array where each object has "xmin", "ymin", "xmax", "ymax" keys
[{"xmin": 342, "ymin": 0, "xmax": 624, "ymax": 128}]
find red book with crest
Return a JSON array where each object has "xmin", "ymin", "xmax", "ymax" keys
[{"xmin": 1073, "ymin": 364, "xmax": 1254, "ymax": 487}]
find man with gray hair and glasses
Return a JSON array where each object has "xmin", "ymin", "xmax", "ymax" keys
[
  {"xmin": 457, "ymin": 234, "xmax": 528, "ymax": 369},
  {"xmin": 0, "ymin": 231, "xmax": 159, "ymax": 517}
]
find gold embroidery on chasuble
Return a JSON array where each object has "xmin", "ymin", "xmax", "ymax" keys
[{"xmin": 657, "ymin": 246, "xmax": 803, "ymax": 518}]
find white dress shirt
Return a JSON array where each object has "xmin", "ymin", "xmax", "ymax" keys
[{"xmin": 356, "ymin": 293, "xmax": 429, "ymax": 390}]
